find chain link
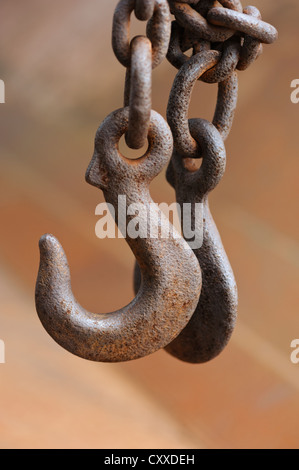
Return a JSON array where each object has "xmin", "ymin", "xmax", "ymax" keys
[
  {"xmin": 112, "ymin": 0, "xmax": 171, "ymax": 149},
  {"xmin": 237, "ymin": 6, "xmax": 263, "ymax": 71},
  {"xmin": 124, "ymin": 36, "xmax": 152, "ymax": 149}
]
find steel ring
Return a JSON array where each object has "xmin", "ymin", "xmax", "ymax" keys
[
  {"xmin": 213, "ymin": 71, "xmax": 238, "ymax": 141},
  {"xmin": 168, "ymin": 118, "xmax": 226, "ymax": 201},
  {"xmin": 124, "ymin": 36, "xmax": 152, "ymax": 149},
  {"xmin": 88, "ymin": 107, "xmax": 173, "ymax": 186},
  {"xmin": 112, "ymin": 0, "xmax": 171, "ymax": 68},
  {"xmin": 207, "ymin": 7, "xmax": 278, "ymax": 44},
  {"xmin": 135, "ymin": 0, "xmax": 155, "ymax": 20},
  {"xmin": 201, "ymin": 36, "xmax": 241, "ymax": 83},
  {"xmin": 217, "ymin": 0, "xmax": 242, "ymax": 13},
  {"xmin": 167, "ymin": 50, "xmax": 238, "ymax": 158},
  {"xmin": 167, "ymin": 21, "xmax": 210, "ymax": 70},
  {"xmin": 237, "ymin": 6, "xmax": 263, "ymax": 71},
  {"xmin": 169, "ymin": 2, "xmax": 235, "ymax": 42},
  {"xmin": 167, "ymin": 21, "xmax": 240, "ymax": 85}
]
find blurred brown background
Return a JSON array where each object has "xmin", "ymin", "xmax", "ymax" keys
[{"xmin": 0, "ymin": 0, "xmax": 298, "ymax": 449}]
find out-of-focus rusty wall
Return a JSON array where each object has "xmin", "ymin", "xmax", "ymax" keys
[{"xmin": 0, "ymin": 0, "xmax": 298, "ymax": 449}]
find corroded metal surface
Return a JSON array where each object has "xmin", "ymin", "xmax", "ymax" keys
[
  {"xmin": 237, "ymin": 6, "xmax": 263, "ymax": 71},
  {"xmin": 134, "ymin": 119, "xmax": 237, "ymax": 363},
  {"xmin": 135, "ymin": 0, "xmax": 155, "ymax": 20},
  {"xmin": 165, "ymin": 119, "xmax": 238, "ymax": 363},
  {"xmin": 207, "ymin": 7, "xmax": 278, "ymax": 44},
  {"xmin": 36, "ymin": 0, "xmax": 278, "ymax": 364},
  {"xmin": 35, "ymin": 108, "xmax": 202, "ymax": 363},
  {"xmin": 166, "ymin": 50, "xmax": 238, "ymax": 158},
  {"xmin": 169, "ymin": 1, "xmax": 234, "ymax": 42},
  {"xmin": 124, "ymin": 36, "xmax": 152, "ymax": 149},
  {"xmin": 200, "ymin": 36, "xmax": 240, "ymax": 84},
  {"xmin": 112, "ymin": 0, "xmax": 171, "ymax": 69}
]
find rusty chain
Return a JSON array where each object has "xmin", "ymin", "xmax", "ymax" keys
[
  {"xmin": 135, "ymin": 0, "xmax": 277, "ymax": 363},
  {"xmin": 35, "ymin": 0, "xmax": 277, "ymax": 364},
  {"xmin": 112, "ymin": 0, "xmax": 171, "ymax": 149}
]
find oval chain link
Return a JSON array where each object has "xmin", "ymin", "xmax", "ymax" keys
[{"xmin": 112, "ymin": 0, "xmax": 171, "ymax": 149}]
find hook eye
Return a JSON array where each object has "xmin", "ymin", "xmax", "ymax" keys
[
  {"xmin": 167, "ymin": 118, "xmax": 226, "ymax": 200},
  {"xmin": 86, "ymin": 107, "xmax": 173, "ymax": 190}
]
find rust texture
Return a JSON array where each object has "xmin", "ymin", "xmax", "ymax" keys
[
  {"xmin": 112, "ymin": 0, "xmax": 171, "ymax": 69},
  {"xmin": 124, "ymin": 36, "xmax": 152, "ymax": 149},
  {"xmin": 169, "ymin": 2, "xmax": 235, "ymax": 42},
  {"xmin": 164, "ymin": 119, "xmax": 238, "ymax": 363},
  {"xmin": 36, "ymin": 0, "xmax": 278, "ymax": 364},
  {"xmin": 134, "ymin": 118, "xmax": 237, "ymax": 363},
  {"xmin": 135, "ymin": 0, "xmax": 155, "ymax": 20},
  {"xmin": 237, "ymin": 6, "xmax": 263, "ymax": 71},
  {"xmin": 35, "ymin": 108, "xmax": 202, "ymax": 363},
  {"xmin": 166, "ymin": 50, "xmax": 238, "ymax": 158},
  {"xmin": 207, "ymin": 7, "xmax": 278, "ymax": 44}
]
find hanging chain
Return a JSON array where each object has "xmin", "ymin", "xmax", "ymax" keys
[
  {"xmin": 166, "ymin": 0, "xmax": 277, "ymax": 157},
  {"xmin": 35, "ymin": 1, "xmax": 278, "ymax": 364},
  {"xmin": 110, "ymin": 0, "xmax": 278, "ymax": 159},
  {"xmin": 164, "ymin": 0, "xmax": 277, "ymax": 363},
  {"xmin": 112, "ymin": 0, "xmax": 171, "ymax": 149},
  {"xmin": 120, "ymin": 0, "xmax": 277, "ymax": 363}
]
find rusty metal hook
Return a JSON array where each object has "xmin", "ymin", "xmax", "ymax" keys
[
  {"xmin": 35, "ymin": 107, "xmax": 202, "ymax": 363},
  {"xmin": 134, "ymin": 118, "xmax": 238, "ymax": 363},
  {"xmin": 165, "ymin": 118, "xmax": 238, "ymax": 363}
]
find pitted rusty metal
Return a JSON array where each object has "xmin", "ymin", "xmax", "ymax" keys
[
  {"xmin": 36, "ymin": 0, "xmax": 278, "ymax": 364},
  {"xmin": 217, "ymin": 0, "xmax": 242, "ymax": 13},
  {"xmin": 112, "ymin": 0, "xmax": 171, "ymax": 69},
  {"xmin": 237, "ymin": 6, "xmax": 263, "ymax": 71},
  {"xmin": 167, "ymin": 21, "xmax": 208, "ymax": 70},
  {"xmin": 134, "ymin": 118, "xmax": 238, "ymax": 363},
  {"xmin": 135, "ymin": 0, "xmax": 155, "ymax": 20},
  {"xmin": 167, "ymin": 1, "xmax": 277, "ymax": 77},
  {"xmin": 194, "ymin": 1, "xmax": 219, "ymax": 18},
  {"xmin": 207, "ymin": 7, "xmax": 278, "ymax": 44},
  {"xmin": 213, "ymin": 71, "xmax": 238, "ymax": 141},
  {"xmin": 200, "ymin": 36, "xmax": 241, "ymax": 83},
  {"xmin": 124, "ymin": 36, "xmax": 152, "ymax": 149},
  {"xmin": 167, "ymin": 50, "xmax": 238, "ymax": 158},
  {"xmin": 35, "ymin": 107, "xmax": 202, "ymax": 363},
  {"xmin": 165, "ymin": 119, "xmax": 238, "ymax": 363},
  {"xmin": 168, "ymin": 2, "xmax": 235, "ymax": 42},
  {"xmin": 146, "ymin": 0, "xmax": 171, "ymax": 68},
  {"xmin": 167, "ymin": 21, "xmax": 241, "ymax": 83}
]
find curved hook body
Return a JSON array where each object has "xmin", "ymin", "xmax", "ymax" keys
[
  {"xmin": 134, "ymin": 118, "xmax": 237, "ymax": 363},
  {"xmin": 166, "ymin": 119, "xmax": 238, "ymax": 363},
  {"xmin": 35, "ymin": 108, "xmax": 202, "ymax": 363}
]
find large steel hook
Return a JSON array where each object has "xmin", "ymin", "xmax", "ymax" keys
[
  {"xmin": 134, "ymin": 118, "xmax": 238, "ymax": 363},
  {"xmin": 35, "ymin": 107, "xmax": 202, "ymax": 363},
  {"xmin": 165, "ymin": 118, "xmax": 238, "ymax": 363}
]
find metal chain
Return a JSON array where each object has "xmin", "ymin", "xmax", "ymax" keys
[
  {"xmin": 166, "ymin": 0, "xmax": 278, "ymax": 155},
  {"xmin": 161, "ymin": 0, "xmax": 278, "ymax": 363},
  {"xmin": 112, "ymin": 0, "xmax": 171, "ymax": 149},
  {"xmin": 35, "ymin": 0, "xmax": 278, "ymax": 364},
  {"xmin": 35, "ymin": 0, "xmax": 205, "ymax": 363}
]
